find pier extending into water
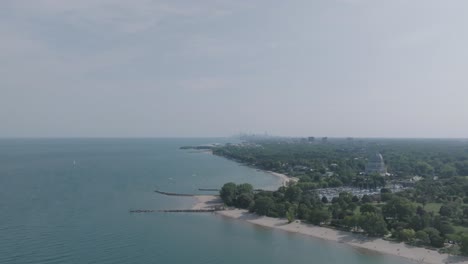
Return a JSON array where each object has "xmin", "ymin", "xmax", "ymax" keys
[
  {"xmin": 130, "ymin": 209, "xmax": 219, "ymax": 213},
  {"xmin": 154, "ymin": 190, "xmax": 195, "ymax": 196},
  {"xmin": 130, "ymin": 189, "xmax": 224, "ymax": 213},
  {"xmin": 155, "ymin": 189, "xmax": 220, "ymax": 197}
]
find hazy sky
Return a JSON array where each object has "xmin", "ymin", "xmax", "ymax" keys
[{"xmin": 2, "ymin": 0, "xmax": 468, "ymax": 138}]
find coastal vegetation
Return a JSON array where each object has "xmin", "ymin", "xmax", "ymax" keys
[{"xmin": 216, "ymin": 138, "xmax": 468, "ymax": 256}]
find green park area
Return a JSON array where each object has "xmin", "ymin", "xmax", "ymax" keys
[{"xmin": 214, "ymin": 138, "xmax": 468, "ymax": 256}]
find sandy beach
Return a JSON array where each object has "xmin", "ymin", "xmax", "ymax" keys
[
  {"xmin": 267, "ymin": 171, "xmax": 299, "ymax": 186},
  {"xmin": 209, "ymin": 150, "xmax": 297, "ymax": 187},
  {"xmin": 191, "ymin": 154, "xmax": 467, "ymax": 263},
  {"xmin": 192, "ymin": 195, "xmax": 468, "ymax": 264},
  {"xmin": 191, "ymin": 195, "xmax": 222, "ymax": 210}
]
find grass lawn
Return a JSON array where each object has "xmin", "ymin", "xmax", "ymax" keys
[
  {"xmin": 452, "ymin": 225, "xmax": 468, "ymax": 234},
  {"xmin": 354, "ymin": 205, "xmax": 361, "ymax": 215},
  {"xmin": 413, "ymin": 202, "xmax": 442, "ymax": 213},
  {"xmin": 424, "ymin": 203, "xmax": 443, "ymax": 213}
]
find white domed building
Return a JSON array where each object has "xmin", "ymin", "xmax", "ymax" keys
[{"xmin": 365, "ymin": 153, "xmax": 387, "ymax": 176}]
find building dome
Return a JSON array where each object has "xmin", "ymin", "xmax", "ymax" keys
[
  {"xmin": 365, "ymin": 152, "xmax": 387, "ymax": 175},
  {"xmin": 371, "ymin": 153, "xmax": 384, "ymax": 163}
]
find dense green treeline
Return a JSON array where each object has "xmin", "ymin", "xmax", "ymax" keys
[
  {"xmin": 216, "ymin": 138, "xmax": 468, "ymax": 255},
  {"xmin": 220, "ymin": 180, "xmax": 468, "ymax": 253},
  {"xmin": 213, "ymin": 139, "xmax": 468, "ymax": 187}
]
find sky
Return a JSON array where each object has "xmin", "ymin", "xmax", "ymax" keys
[{"xmin": 1, "ymin": 0, "xmax": 468, "ymax": 138}]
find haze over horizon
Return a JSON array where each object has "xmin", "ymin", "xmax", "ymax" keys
[{"xmin": 2, "ymin": 0, "xmax": 468, "ymax": 138}]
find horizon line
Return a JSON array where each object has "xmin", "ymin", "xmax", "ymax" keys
[{"xmin": 0, "ymin": 136, "xmax": 467, "ymax": 140}]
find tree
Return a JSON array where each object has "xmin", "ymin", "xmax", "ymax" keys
[
  {"xmin": 220, "ymin": 182, "xmax": 237, "ymax": 206},
  {"xmin": 381, "ymin": 193, "xmax": 393, "ymax": 202},
  {"xmin": 456, "ymin": 160, "xmax": 468, "ymax": 176},
  {"xmin": 438, "ymin": 222, "xmax": 455, "ymax": 235},
  {"xmin": 301, "ymin": 192, "xmax": 322, "ymax": 208},
  {"xmin": 415, "ymin": 230, "xmax": 430, "ymax": 245},
  {"xmin": 339, "ymin": 192, "xmax": 353, "ymax": 203},
  {"xmin": 380, "ymin": 188, "xmax": 393, "ymax": 201},
  {"xmin": 360, "ymin": 204, "xmax": 377, "ymax": 214},
  {"xmin": 347, "ymin": 202, "xmax": 357, "ymax": 212},
  {"xmin": 331, "ymin": 197, "xmax": 339, "ymax": 204},
  {"xmin": 381, "ymin": 188, "xmax": 392, "ymax": 193},
  {"xmin": 439, "ymin": 205, "xmax": 452, "ymax": 217},
  {"xmin": 423, "ymin": 227, "xmax": 445, "ymax": 248},
  {"xmin": 321, "ymin": 196, "xmax": 329, "ymax": 203},
  {"xmin": 297, "ymin": 203, "xmax": 311, "ymax": 220},
  {"xmin": 409, "ymin": 214, "xmax": 430, "ymax": 231},
  {"xmin": 382, "ymin": 197, "xmax": 415, "ymax": 222},
  {"xmin": 236, "ymin": 193, "xmax": 254, "ymax": 209},
  {"xmin": 398, "ymin": 229, "xmax": 415, "ymax": 242},
  {"xmin": 236, "ymin": 183, "xmax": 253, "ymax": 195},
  {"xmin": 430, "ymin": 235, "xmax": 445, "ymax": 248},
  {"xmin": 253, "ymin": 197, "xmax": 274, "ymax": 216},
  {"xmin": 329, "ymin": 203, "xmax": 346, "ymax": 220},
  {"xmin": 343, "ymin": 215, "xmax": 359, "ymax": 231},
  {"xmin": 415, "ymin": 161, "xmax": 434, "ymax": 176},
  {"xmin": 461, "ymin": 236, "xmax": 468, "ymax": 256},
  {"xmin": 359, "ymin": 213, "xmax": 388, "ymax": 236},
  {"xmin": 440, "ymin": 164, "xmax": 457, "ymax": 178},
  {"xmin": 285, "ymin": 186, "xmax": 303, "ymax": 203},
  {"xmin": 361, "ymin": 194, "xmax": 373, "ymax": 203},
  {"xmin": 439, "ymin": 203, "xmax": 459, "ymax": 218},
  {"xmin": 286, "ymin": 207, "xmax": 295, "ymax": 223},
  {"xmin": 308, "ymin": 208, "xmax": 330, "ymax": 225},
  {"xmin": 352, "ymin": 195, "xmax": 360, "ymax": 203}
]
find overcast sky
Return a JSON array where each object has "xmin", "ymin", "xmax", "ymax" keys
[{"xmin": 1, "ymin": 0, "xmax": 468, "ymax": 138}]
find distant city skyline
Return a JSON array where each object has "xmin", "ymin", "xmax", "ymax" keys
[{"xmin": 2, "ymin": 0, "xmax": 468, "ymax": 138}]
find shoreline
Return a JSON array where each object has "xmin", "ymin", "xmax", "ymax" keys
[
  {"xmin": 191, "ymin": 152, "xmax": 467, "ymax": 263},
  {"xmin": 191, "ymin": 195, "xmax": 222, "ymax": 210},
  {"xmin": 266, "ymin": 171, "xmax": 299, "ymax": 187},
  {"xmin": 209, "ymin": 151, "xmax": 297, "ymax": 187},
  {"xmin": 191, "ymin": 195, "xmax": 468, "ymax": 264}
]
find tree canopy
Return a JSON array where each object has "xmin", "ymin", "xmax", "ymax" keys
[{"xmin": 216, "ymin": 138, "xmax": 468, "ymax": 254}]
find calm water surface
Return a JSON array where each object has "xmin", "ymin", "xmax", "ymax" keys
[{"xmin": 0, "ymin": 138, "xmax": 412, "ymax": 264}]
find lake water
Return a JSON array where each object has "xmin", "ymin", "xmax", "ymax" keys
[{"xmin": 0, "ymin": 138, "xmax": 412, "ymax": 264}]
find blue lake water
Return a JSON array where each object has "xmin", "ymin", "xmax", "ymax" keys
[{"xmin": 0, "ymin": 138, "xmax": 412, "ymax": 264}]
